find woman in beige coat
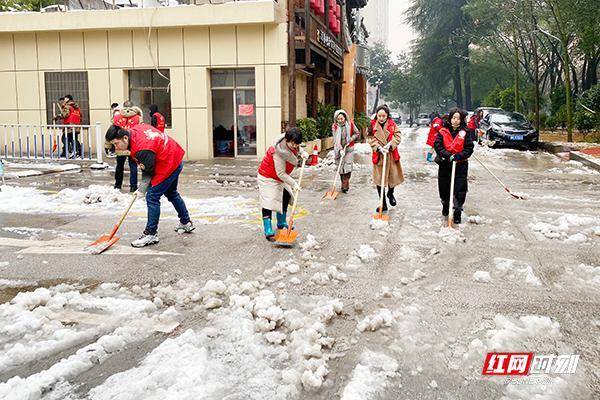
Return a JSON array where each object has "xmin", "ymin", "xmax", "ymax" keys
[{"xmin": 368, "ymin": 104, "xmax": 404, "ymax": 213}]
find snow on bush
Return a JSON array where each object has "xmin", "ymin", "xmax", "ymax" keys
[
  {"xmin": 341, "ymin": 350, "xmax": 398, "ymax": 400},
  {"xmin": 357, "ymin": 309, "xmax": 394, "ymax": 332}
]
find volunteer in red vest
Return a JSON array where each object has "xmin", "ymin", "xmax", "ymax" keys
[
  {"xmin": 114, "ymin": 100, "xmax": 143, "ymax": 129},
  {"xmin": 426, "ymin": 112, "xmax": 443, "ymax": 162},
  {"xmin": 467, "ymin": 109, "xmax": 484, "ymax": 143},
  {"xmin": 61, "ymin": 94, "xmax": 82, "ymax": 158},
  {"xmin": 332, "ymin": 109, "xmax": 361, "ymax": 193},
  {"xmin": 105, "ymin": 123, "xmax": 194, "ymax": 248},
  {"xmin": 367, "ymin": 104, "xmax": 404, "ymax": 213},
  {"xmin": 257, "ymin": 128, "xmax": 308, "ymax": 241},
  {"xmin": 149, "ymin": 104, "xmax": 166, "ymax": 133},
  {"xmin": 110, "ymin": 101, "xmax": 140, "ymax": 193},
  {"xmin": 433, "ymin": 108, "xmax": 475, "ymax": 224}
]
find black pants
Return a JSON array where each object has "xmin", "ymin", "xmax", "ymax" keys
[
  {"xmin": 376, "ymin": 186, "xmax": 395, "ymax": 209},
  {"xmin": 60, "ymin": 131, "xmax": 81, "ymax": 157},
  {"xmin": 262, "ymin": 189, "xmax": 291, "ymax": 219},
  {"xmin": 114, "ymin": 155, "xmax": 138, "ymax": 190},
  {"xmin": 438, "ymin": 161, "xmax": 469, "ymax": 211}
]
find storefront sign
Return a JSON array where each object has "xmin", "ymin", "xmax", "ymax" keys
[{"xmin": 316, "ymin": 28, "xmax": 343, "ymax": 58}]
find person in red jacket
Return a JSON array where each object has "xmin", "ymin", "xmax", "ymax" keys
[
  {"xmin": 426, "ymin": 112, "xmax": 443, "ymax": 162},
  {"xmin": 60, "ymin": 94, "xmax": 83, "ymax": 158},
  {"xmin": 105, "ymin": 123, "xmax": 194, "ymax": 247},
  {"xmin": 467, "ymin": 109, "xmax": 484, "ymax": 142},
  {"xmin": 434, "ymin": 108, "xmax": 475, "ymax": 224},
  {"xmin": 149, "ymin": 104, "xmax": 166, "ymax": 133},
  {"xmin": 257, "ymin": 128, "xmax": 308, "ymax": 241}
]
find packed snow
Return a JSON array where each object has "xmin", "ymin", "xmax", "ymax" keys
[{"xmin": 341, "ymin": 350, "xmax": 399, "ymax": 400}]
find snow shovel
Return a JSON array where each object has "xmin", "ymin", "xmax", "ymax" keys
[
  {"xmin": 448, "ymin": 161, "xmax": 457, "ymax": 228},
  {"xmin": 274, "ymin": 157, "xmax": 307, "ymax": 247},
  {"xmin": 372, "ymin": 151, "xmax": 389, "ymax": 221},
  {"xmin": 86, "ymin": 192, "xmax": 138, "ymax": 254},
  {"xmin": 323, "ymin": 143, "xmax": 350, "ymax": 200},
  {"xmin": 473, "ymin": 154, "xmax": 526, "ymax": 200}
]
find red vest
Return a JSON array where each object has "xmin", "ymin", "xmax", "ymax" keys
[
  {"xmin": 64, "ymin": 105, "xmax": 81, "ymax": 125},
  {"xmin": 258, "ymin": 145, "xmax": 296, "ymax": 182},
  {"xmin": 467, "ymin": 114, "xmax": 480, "ymax": 131},
  {"xmin": 370, "ymin": 119, "xmax": 400, "ymax": 165},
  {"xmin": 153, "ymin": 112, "xmax": 166, "ymax": 133},
  {"xmin": 113, "ymin": 112, "xmax": 141, "ymax": 130},
  {"xmin": 332, "ymin": 121, "xmax": 357, "ymax": 148},
  {"xmin": 439, "ymin": 127, "xmax": 467, "ymax": 156},
  {"xmin": 129, "ymin": 123, "xmax": 185, "ymax": 186},
  {"xmin": 426, "ymin": 117, "xmax": 443, "ymax": 147}
]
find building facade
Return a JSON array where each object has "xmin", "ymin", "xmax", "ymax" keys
[{"xmin": 0, "ymin": 0, "xmax": 368, "ymax": 160}]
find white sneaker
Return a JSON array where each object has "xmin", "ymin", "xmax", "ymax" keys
[
  {"xmin": 174, "ymin": 221, "xmax": 195, "ymax": 234},
  {"xmin": 131, "ymin": 233, "xmax": 159, "ymax": 248}
]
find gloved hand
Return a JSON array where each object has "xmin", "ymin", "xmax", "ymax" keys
[
  {"xmin": 136, "ymin": 177, "xmax": 151, "ymax": 197},
  {"xmin": 383, "ymin": 142, "xmax": 392, "ymax": 151},
  {"xmin": 379, "ymin": 146, "xmax": 389, "ymax": 155},
  {"xmin": 339, "ymin": 148, "xmax": 346, "ymax": 157},
  {"xmin": 293, "ymin": 183, "xmax": 302, "ymax": 192},
  {"xmin": 449, "ymin": 155, "xmax": 456, "ymax": 162},
  {"xmin": 300, "ymin": 150, "xmax": 309, "ymax": 160}
]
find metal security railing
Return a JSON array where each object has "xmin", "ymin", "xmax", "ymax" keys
[{"xmin": 0, "ymin": 123, "xmax": 104, "ymax": 164}]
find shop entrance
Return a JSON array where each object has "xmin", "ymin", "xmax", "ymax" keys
[{"xmin": 211, "ymin": 69, "xmax": 257, "ymax": 157}]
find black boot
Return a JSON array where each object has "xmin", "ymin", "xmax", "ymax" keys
[
  {"xmin": 453, "ymin": 209, "xmax": 462, "ymax": 224},
  {"xmin": 376, "ymin": 186, "xmax": 388, "ymax": 212},
  {"xmin": 442, "ymin": 201, "xmax": 449, "ymax": 217},
  {"xmin": 387, "ymin": 187, "xmax": 396, "ymax": 207}
]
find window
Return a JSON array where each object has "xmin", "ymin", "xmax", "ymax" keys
[
  {"xmin": 44, "ymin": 72, "xmax": 89, "ymax": 125},
  {"xmin": 128, "ymin": 69, "xmax": 171, "ymax": 127},
  {"xmin": 210, "ymin": 69, "xmax": 256, "ymax": 157}
]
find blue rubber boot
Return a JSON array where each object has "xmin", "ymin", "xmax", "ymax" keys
[
  {"xmin": 263, "ymin": 217, "xmax": 275, "ymax": 241},
  {"xmin": 276, "ymin": 212, "xmax": 288, "ymax": 229}
]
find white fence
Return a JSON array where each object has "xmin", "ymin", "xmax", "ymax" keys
[{"xmin": 0, "ymin": 123, "xmax": 104, "ymax": 164}]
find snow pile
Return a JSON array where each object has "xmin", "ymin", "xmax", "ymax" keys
[
  {"xmin": 529, "ymin": 213, "xmax": 598, "ymax": 241},
  {"xmin": 472, "ymin": 271, "xmax": 492, "ymax": 283},
  {"xmin": 310, "ymin": 266, "xmax": 347, "ymax": 285},
  {"xmin": 493, "ymin": 258, "xmax": 542, "ymax": 286},
  {"xmin": 467, "ymin": 215, "xmax": 486, "ymax": 225},
  {"xmin": 489, "ymin": 231, "xmax": 516, "ymax": 240},
  {"xmin": 0, "ymin": 284, "xmax": 180, "ymax": 400},
  {"xmin": 0, "ymin": 279, "xmax": 35, "ymax": 288},
  {"xmin": 341, "ymin": 350, "xmax": 399, "ymax": 400},
  {"xmin": 370, "ymin": 218, "xmax": 389, "ymax": 230},
  {"xmin": 357, "ymin": 309, "xmax": 394, "ymax": 332},
  {"xmin": 344, "ymin": 245, "xmax": 378, "ymax": 271},
  {"xmin": 438, "ymin": 227, "xmax": 466, "ymax": 244},
  {"xmin": 563, "ymin": 263, "xmax": 600, "ymax": 289},
  {"xmin": 263, "ymin": 259, "xmax": 301, "ymax": 284},
  {"xmin": 353, "ymin": 143, "xmax": 373, "ymax": 155},
  {"xmin": 300, "ymin": 234, "xmax": 320, "ymax": 251},
  {"xmin": 0, "ymin": 185, "xmax": 255, "ymax": 222},
  {"xmin": 548, "ymin": 160, "xmax": 599, "ymax": 175}
]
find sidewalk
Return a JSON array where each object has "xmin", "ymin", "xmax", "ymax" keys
[
  {"xmin": 1, "ymin": 161, "xmax": 81, "ymax": 179},
  {"xmin": 539, "ymin": 141, "xmax": 600, "ymax": 171}
]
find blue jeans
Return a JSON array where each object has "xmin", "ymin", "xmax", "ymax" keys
[{"xmin": 145, "ymin": 163, "xmax": 190, "ymax": 235}]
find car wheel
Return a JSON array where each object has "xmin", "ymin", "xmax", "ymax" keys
[{"xmin": 528, "ymin": 143, "xmax": 538, "ymax": 151}]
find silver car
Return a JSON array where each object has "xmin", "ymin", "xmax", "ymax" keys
[{"xmin": 417, "ymin": 113, "xmax": 430, "ymax": 126}]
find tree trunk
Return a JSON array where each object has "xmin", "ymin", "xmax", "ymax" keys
[
  {"xmin": 372, "ymin": 86, "xmax": 380, "ymax": 115},
  {"xmin": 463, "ymin": 48, "xmax": 472, "ymax": 110},
  {"xmin": 561, "ymin": 34, "xmax": 573, "ymax": 141},
  {"xmin": 532, "ymin": 34, "xmax": 541, "ymax": 131},
  {"xmin": 454, "ymin": 60, "xmax": 463, "ymax": 108},
  {"xmin": 514, "ymin": 34, "xmax": 520, "ymax": 113}
]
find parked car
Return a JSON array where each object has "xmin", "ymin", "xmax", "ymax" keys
[
  {"xmin": 474, "ymin": 107, "xmax": 503, "ymax": 118},
  {"xmin": 478, "ymin": 111, "xmax": 539, "ymax": 150},
  {"xmin": 390, "ymin": 112, "xmax": 402, "ymax": 126},
  {"xmin": 417, "ymin": 113, "xmax": 430, "ymax": 126}
]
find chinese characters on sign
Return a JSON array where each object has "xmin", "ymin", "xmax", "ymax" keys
[{"xmin": 482, "ymin": 352, "xmax": 580, "ymax": 376}]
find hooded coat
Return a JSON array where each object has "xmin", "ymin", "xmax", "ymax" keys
[{"xmin": 332, "ymin": 109, "xmax": 361, "ymax": 175}]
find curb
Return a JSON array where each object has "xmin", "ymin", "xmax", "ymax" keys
[
  {"xmin": 539, "ymin": 141, "xmax": 600, "ymax": 172},
  {"xmin": 3, "ymin": 165, "xmax": 82, "ymax": 180}
]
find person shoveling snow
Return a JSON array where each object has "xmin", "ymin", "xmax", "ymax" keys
[{"xmin": 102, "ymin": 123, "xmax": 195, "ymax": 249}]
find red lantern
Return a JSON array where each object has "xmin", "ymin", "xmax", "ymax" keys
[
  {"xmin": 318, "ymin": 0, "xmax": 325, "ymax": 15},
  {"xmin": 310, "ymin": 0, "xmax": 317, "ymax": 10},
  {"xmin": 329, "ymin": 10, "xmax": 335, "ymax": 30},
  {"xmin": 335, "ymin": 3, "xmax": 341, "ymax": 18},
  {"xmin": 334, "ymin": 17, "xmax": 341, "ymax": 35}
]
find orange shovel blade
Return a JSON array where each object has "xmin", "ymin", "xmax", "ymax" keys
[
  {"xmin": 86, "ymin": 234, "xmax": 120, "ymax": 255},
  {"xmin": 323, "ymin": 190, "xmax": 338, "ymax": 200},
  {"xmin": 273, "ymin": 228, "xmax": 299, "ymax": 247},
  {"xmin": 372, "ymin": 213, "xmax": 390, "ymax": 221}
]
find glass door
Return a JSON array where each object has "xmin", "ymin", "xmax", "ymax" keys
[
  {"xmin": 235, "ymin": 89, "xmax": 257, "ymax": 156},
  {"xmin": 211, "ymin": 89, "xmax": 235, "ymax": 157}
]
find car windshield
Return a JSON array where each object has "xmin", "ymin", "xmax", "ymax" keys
[
  {"xmin": 418, "ymin": 114, "xmax": 428, "ymax": 118},
  {"xmin": 491, "ymin": 113, "xmax": 527, "ymax": 124}
]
